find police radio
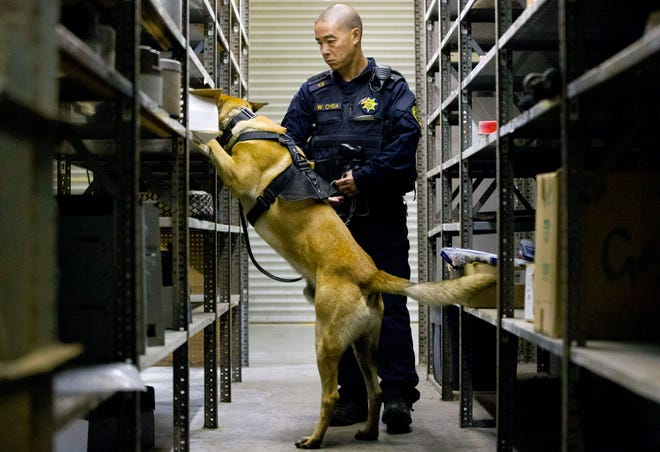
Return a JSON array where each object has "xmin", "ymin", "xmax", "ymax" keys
[{"xmin": 337, "ymin": 143, "xmax": 365, "ymax": 177}]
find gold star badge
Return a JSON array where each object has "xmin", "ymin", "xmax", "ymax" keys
[{"xmin": 359, "ymin": 97, "xmax": 379, "ymax": 114}]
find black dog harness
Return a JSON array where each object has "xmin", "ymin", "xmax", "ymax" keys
[
  {"xmin": 218, "ymin": 108, "xmax": 337, "ymax": 226},
  {"xmin": 217, "ymin": 107, "xmax": 338, "ymax": 283}
]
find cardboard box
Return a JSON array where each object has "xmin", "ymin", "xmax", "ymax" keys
[
  {"xmin": 533, "ymin": 171, "xmax": 660, "ymax": 339},
  {"xmin": 524, "ymin": 264, "xmax": 535, "ymax": 322},
  {"xmin": 533, "ymin": 171, "xmax": 562, "ymax": 336},
  {"xmin": 463, "ymin": 262, "xmax": 525, "ymax": 308}
]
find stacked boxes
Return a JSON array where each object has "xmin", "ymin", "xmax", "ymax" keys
[
  {"xmin": 533, "ymin": 171, "xmax": 660, "ymax": 339},
  {"xmin": 533, "ymin": 171, "xmax": 562, "ymax": 336},
  {"xmin": 463, "ymin": 262, "xmax": 525, "ymax": 308}
]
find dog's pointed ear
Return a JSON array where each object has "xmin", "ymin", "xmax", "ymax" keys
[{"xmin": 249, "ymin": 101, "xmax": 268, "ymax": 112}]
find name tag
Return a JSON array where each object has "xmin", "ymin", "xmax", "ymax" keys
[{"xmin": 315, "ymin": 103, "xmax": 341, "ymax": 111}]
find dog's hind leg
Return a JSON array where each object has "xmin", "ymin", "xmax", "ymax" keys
[
  {"xmin": 295, "ymin": 323, "xmax": 344, "ymax": 449},
  {"xmin": 352, "ymin": 318, "xmax": 382, "ymax": 441}
]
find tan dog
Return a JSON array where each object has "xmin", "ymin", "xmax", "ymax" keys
[{"xmin": 204, "ymin": 93, "xmax": 495, "ymax": 449}]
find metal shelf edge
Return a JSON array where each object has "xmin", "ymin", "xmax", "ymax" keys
[
  {"xmin": 439, "ymin": 18, "xmax": 459, "ymax": 51},
  {"xmin": 461, "ymin": 45, "xmax": 496, "ymax": 90},
  {"xmin": 425, "ymin": 0, "xmax": 439, "ymax": 22},
  {"xmin": 138, "ymin": 330, "xmax": 187, "ymax": 370},
  {"xmin": 142, "ymin": 0, "xmax": 187, "ymax": 51},
  {"xmin": 462, "ymin": 307, "xmax": 498, "ymax": 326},
  {"xmin": 189, "ymin": 312, "xmax": 216, "ymax": 337},
  {"xmin": 501, "ymin": 316, "xmax": 564, "ymax": 356},
  {"xmin": 498, "ymin": 0, "xmax": 555, "ymax": 50},
  {"xmin": 190, "ymin": 0, "xmax": 216, "ymax": 23},
  {"xmin": 57, "ymin": 25, "xmax": 133, "ymax": 99},
  {"xmin": 568, "ymin": 26, "xmax": 660, "ymax": 99},
  {"xmin": 0, "ymin": 343, "xmax": 82, "ymax": 382},
  {"xmin": 159, "ymin": 217, "xmax": 234, "ymax": 232},
  {"xmin": 571, "ymin": 341, "xmax": 660, "ymax": 405},
  {"xmin": 499, "ymin": 98, "xmax": 559, "ymax": 138},
  {"xmin": 189, "ymin": 46, "xmax": 215, "ymax": 88}
]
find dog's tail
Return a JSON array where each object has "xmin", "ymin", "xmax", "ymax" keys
[{"xmin": 367, "ymin": 270, "xmax": 495, "ymax": 306}]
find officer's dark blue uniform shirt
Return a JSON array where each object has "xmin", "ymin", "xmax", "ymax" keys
[{"xmin": 282, "ymin": 57, "xmax": 421, "ymax": 199}]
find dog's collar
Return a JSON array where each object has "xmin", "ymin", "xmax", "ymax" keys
[{"xmin": 218, "ymin": 107, "xmax": 256, "ymax": 149}]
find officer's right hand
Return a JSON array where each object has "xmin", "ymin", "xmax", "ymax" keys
[{"xmin": 333, "ymin": 170, "xmax": 359, "ymax": 197}]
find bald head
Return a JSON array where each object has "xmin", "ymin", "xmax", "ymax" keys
[
  {"xmin": 315, "ymin": 3, "xmax": 363, "ymax": 35},
  {"xmin": 314, "ymin": 3, "xmax": 367, "ymax": 81}
]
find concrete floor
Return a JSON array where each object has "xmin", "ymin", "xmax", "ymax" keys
[{"xmin": 141, "ymin": 323, "xmax": 496, "ymax": 451}]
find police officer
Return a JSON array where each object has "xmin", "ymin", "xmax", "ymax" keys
[{"xmin": 282, "ymin": 4, "xmax": 421, "ymax": 433}]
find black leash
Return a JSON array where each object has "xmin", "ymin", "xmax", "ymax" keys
[{"xmin": 238, "ymin": 203, "xmax": 303, "ymax": 283}]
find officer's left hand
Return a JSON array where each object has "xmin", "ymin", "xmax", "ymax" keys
[{"xmin": 334, "ymin": 170, "xmax": 360, "ymax": 197}]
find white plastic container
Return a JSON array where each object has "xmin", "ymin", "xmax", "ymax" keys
[
  {"xmin": 139, "ymin": 46, "xmax": 162, "ymax": 106},
  {"xmin": 160, "ymin": 58, "xmax": 181, "ymax": 117}
]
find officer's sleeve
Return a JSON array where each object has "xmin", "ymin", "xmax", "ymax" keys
[
  {"xmin": 352, "ymin": 85, "xmax": 421, "ymax": 195},
  {"xmin": 281, "ymin": 83, "xmax": 314, "ymax": 150}
]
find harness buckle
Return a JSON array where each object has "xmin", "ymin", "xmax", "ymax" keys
[
  {"xmin": 294, "ymin": 156, "xmax": 311, "ymax": 172},
  {"xmin": 240, "ymin": 108, "xmax": 256, "ymax": 120},
  {"xmin": 247, "ymin": 194, "xmax": 274, "ymax": 227}
]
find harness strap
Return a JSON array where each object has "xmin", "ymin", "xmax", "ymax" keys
[
  {"xmin": 245, "ymin": 164, "xmax": 298, "ymax": 226},
  {"xmin": 218, "ymin": 108, "xmax": 256, "ymax": 148},
  {"xmin": 238, "ymin": 203, "xmax": 303, "ymax": 283},
  {"xmin": 234, "ymin": 131, "xmax": 310, "ymax": 168},
  {"xmin": 234, "ymin": 130, "xmax": 281, "ymax": 144}
]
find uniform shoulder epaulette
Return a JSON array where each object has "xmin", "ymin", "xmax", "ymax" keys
[
  {"xmin": 307, "ymin": 70, "xmax": 332, "ymax": 93},
  {"xmin": 382, "ymin": 66, "xmax": 405, "ymax": 88},
  {"xmin": 389, "ymin": 68, "xmax": 404, "ymax": 85}
]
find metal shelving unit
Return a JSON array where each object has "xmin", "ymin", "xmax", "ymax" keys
[
  {"xmin": 0, "ymin": 2, "xmax": 78, "ymax": 451},
  {"xmin": 417, "ymin": 0, "xmax": 660, "ymax": 450},
  {"xmin": 1, "ymin": 0, "xmax": 249, "ymax": 450}
]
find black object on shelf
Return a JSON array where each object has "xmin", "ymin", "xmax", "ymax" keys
[
  {"xmin": 57, "ymin": 195, "xmax": 117, "ymax": 364},
  {"xmin": 87, "ymin": 386, "xmax": 155, "ymax": 451}
]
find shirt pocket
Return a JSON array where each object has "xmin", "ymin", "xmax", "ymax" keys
[
  {"xmin": 315, "ymin": 108, "xmax": 341, "ymax": 125},
  {"xmin": 349, "ymin": 105, "xmax": 385, "ymax": 135}
]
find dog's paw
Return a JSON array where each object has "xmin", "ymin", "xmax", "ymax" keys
[
  {"xmin": 354, "ymin": 428, "xmax": 379, "ymax": 441},
  {"xmin": 295, "ymin": 436, "xmax": 322, "ymax": 449}
]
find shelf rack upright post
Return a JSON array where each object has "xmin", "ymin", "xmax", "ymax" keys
[{"xmin": 494, "ymin": 1, "xmax": 517, "ymax": 449}]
